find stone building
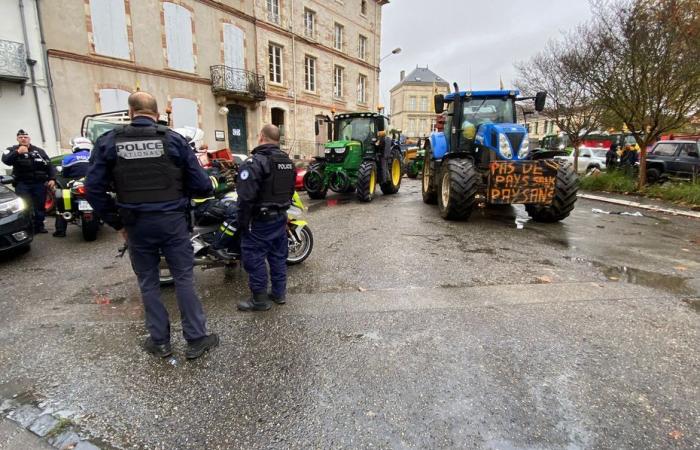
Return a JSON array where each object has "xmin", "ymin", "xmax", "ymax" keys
[
  {"xmin": 37, "ymin": 0, "xmax": 388, "ymax": 158},
  {"xmin": 388, "ymin": 66, "xmax": 449, "ymax": 140},
  {"xmin": 0, "ymin": 0, "xmax": 59, "ymax": 173}
]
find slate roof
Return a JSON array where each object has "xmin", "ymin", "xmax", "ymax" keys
[{"xmin": 391, "ymin": 67, "xmax": 449, "ymax": 91}]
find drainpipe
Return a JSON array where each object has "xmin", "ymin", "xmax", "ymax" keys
[
  {"xmin": 35, "ymin": 0, "xmax": 61, "ymax": 148},
  {"xmin": 290, "ymin": 0, "xmax": 298, "ymax": 155},
  {"xmin": 19, "ymin": 0, "xmax": 46, "ymax": 145}
]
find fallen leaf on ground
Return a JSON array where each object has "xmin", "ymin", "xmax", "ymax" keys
[
  {"xmin": 669, "ymin": 429, "xmax": 683, "ymax": 440},
  {"xmin": 534, "ymin": 276, "xmax": 552, "ymax": 284},
  {"xmin": 674, "ymin": 266, "xmax": 687, "ymax": 272},
  {"xmin": 358, "ymin": 287, "xmax": 366, "ymax": 292}
]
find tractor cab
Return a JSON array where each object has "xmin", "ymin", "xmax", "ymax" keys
[
  {"xmin": 332, "ymin": 112, "xmax": 389, "ymax": 153},
  {"xmin": 432, "ymin": 90, "xmax": 546, "ymax": 166}
]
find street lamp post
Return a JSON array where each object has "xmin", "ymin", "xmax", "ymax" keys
[{"xmin": 380, "ymin": 47, "xmax": 402, "ymax": 63}]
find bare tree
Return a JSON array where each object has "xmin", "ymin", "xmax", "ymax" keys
[
  {"xmin": 568, "ymin": 0, "xmax": 700, "ymax": 186},
  {"xmin": 515, "ymin": 41, "xmax": 603, "ymax": 173}
]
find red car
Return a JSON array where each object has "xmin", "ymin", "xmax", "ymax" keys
[{"xmin": 295, "ymin": 167, "xmax": 306, "ymax": 191}]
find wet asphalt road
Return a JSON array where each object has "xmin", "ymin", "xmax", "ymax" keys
[{"xmin": 0, "ymin": 178, "xmax": 698, "ymax": 449}]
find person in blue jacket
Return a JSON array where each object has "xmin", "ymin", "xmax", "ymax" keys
[
  {"xmin": 85, "ymin": 91, "xmax": 219, "ymax": 360},
  {"xmin": 53, "ymin": 137, "xmax": 92, "ymax": 237}
]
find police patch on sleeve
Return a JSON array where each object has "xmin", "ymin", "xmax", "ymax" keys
[{"xmin": 240, "ymin": 169, "xmax": 250, "ymax": 180}]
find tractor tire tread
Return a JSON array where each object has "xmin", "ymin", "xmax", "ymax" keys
[
  {"xmin": 439, "ymin": 159, "xmax": 478, "ymax": 220},
  {"xmin": 525, "ymin": 162, "xmax": 578, "ymax": 222},
  {"xmin": 356, "ymin": 161, "xmax": 376, "ymax": 202}
]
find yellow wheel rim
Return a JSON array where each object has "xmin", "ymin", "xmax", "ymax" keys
[
  {"xmin": 391, "ymin": 159, "xmax": 401, "ymax": 185},
  {"xmin": 369, "ymin": 168, "xmax": 376, "ymax": 195}
]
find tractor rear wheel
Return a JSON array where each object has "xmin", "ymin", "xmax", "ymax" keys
[
  {"xmin": 525, "ymin": 162, "xmax": 578, "ymax": 222},
  {"xmin": 356, "ymin": 161, "xmax": 377, "ymax": 202},
  {"xmin": 438, "ymin": 158, "xmax": 478, "ymax": 220},
  {"xmin": 303, "ymin": 163, "xmax": 328, "ymax": 199},
  {"xmin": 380, "ymin": 149, "xmax": 402, "ymax": 195},
  {"xmin": 422, "ymin": 149, "xmax": 437, "ymax": 204}
]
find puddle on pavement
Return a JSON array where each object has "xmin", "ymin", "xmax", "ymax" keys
[{"xmin": 591, "ymin": 261, "xmax": 695, "ymax": 296}]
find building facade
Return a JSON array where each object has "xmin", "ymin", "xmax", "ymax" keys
[
  {"xmin": 1, "ymin": 0, "xmax": 59, "ymax": 173},
  {"xmin": 39, "ymin": 0, "xmax": 387, "ymax": 159},
  {"xmin": 388, "ymin": 66, "xmax": 449, "ymax": 140}
]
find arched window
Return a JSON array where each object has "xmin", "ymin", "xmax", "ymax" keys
[
  {"xmin": 99, "ymin": 88, "xmax": 130, "ymax": 112},
  {"xmin": 171, "ymin": 98, "xmax": 198, "ymax": 128},
  {"xmin": 164, "ymin": 2, "xmax": 195, "ymax": 72}
]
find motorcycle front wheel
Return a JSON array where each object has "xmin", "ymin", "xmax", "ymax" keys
[{"xmin": 287, "ymin": 226, "xmax": 313, "ymax": 265}]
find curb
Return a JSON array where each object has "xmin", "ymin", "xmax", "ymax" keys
[{"xmin": 578, "ymin": 193, "xmax": 700, "ymax": 219}]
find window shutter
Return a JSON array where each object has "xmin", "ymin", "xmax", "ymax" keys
[
  {"xmin": 91, "ymin": 0, "xmax": 129, "ymax": 59},
  {"xmin": 172, "ymin": 98, "xmax": 198, "ymax": 128},
  {"xmin": 99, "ymin": 89, "xmax": 130, "ymax": 112}
]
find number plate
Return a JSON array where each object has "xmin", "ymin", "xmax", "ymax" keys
[
  {"xmin": 78, "ymin": 200, "xmax": 93, "ymax": 211},
  {"xmin": 488, "ymin": 160, "xmax": 560, "ymax": 205}
]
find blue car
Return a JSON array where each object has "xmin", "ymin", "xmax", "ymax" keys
[{"xmin": 0, "ymin": 176, "xmax": 34, "ymax": 253}]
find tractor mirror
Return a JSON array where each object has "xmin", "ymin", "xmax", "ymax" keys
[
  {"xmin": 434, "ymin": 95, "xmax": 445, "ymax": 114},
  {"xmin": 535, "ymin": 91, "xmax": 547, "ymax": 112}
]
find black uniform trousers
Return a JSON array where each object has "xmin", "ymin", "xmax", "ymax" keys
[
  {"xmin": 126, "ymin": 211, "xmax": 207, "ymax": 344},
  {"xmin": 15, "ymin": 181, "xmax": 46, "ymax": 231},
  {"xmin": 241, "ymin": 214, "xmax": 288, "ymax": 298}
]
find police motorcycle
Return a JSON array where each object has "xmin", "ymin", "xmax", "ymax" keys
[
  {"xmin": 158, "ymin": 190, "xmax": 313, "ymax": 286},
  {"xmin": 54, "ymin": 177, "xmax": 101, "ymax": 241}
]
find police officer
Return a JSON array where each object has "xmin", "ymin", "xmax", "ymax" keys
[
  {"xmin": 2, "ymin": 129, "xmax": 56, "ymax": 233},
  {"xmin": 236, "ymin": 124, "xmax": 295, "ymax": 311},
  {"xmin": 86, "ymin": 92, "xmax": 219, "ymax": 359},
  {"xmin": 53, "ymin": 137, "xmax": 92, "ymax": 237}
]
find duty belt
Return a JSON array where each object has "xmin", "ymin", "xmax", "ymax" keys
[{"xmin": 256, "ymin": 209, "xmax": 284, "ymax": 221}]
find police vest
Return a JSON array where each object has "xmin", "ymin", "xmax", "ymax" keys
[
  {"xmin": 112, "ymin": 125, "xmax": 184, "ymax": 204},
  {"xmin": 12, "ymin": 147, "xmax": 51, "ymax": 183},
  {"xmin": 259, "ymin": 152, "xmax": 295, "ymax": 210}
]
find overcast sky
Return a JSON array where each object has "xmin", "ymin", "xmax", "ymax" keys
[{"xmin": 379, "ymin": 0, "xmax": 593, "ymax": 111}]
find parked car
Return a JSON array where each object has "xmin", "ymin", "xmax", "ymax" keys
[
  {"xmin": 0, "ymin": 176, "xmax": 33, "ymax": 253},
  {"xmin": 555, "ymin": 147, "xmax": 608, "ymax": 173},
  {"xmin": 295, "ymin": 167, "xmax": 306, "ymax": 191},
  {"xmin": 646, "ymin": 140, "xmax": 700, "ymax": 183}
]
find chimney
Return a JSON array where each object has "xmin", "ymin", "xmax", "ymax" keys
[{"xmin": 400, "ymin": 70, "xmax": 405, "ymax": 81}]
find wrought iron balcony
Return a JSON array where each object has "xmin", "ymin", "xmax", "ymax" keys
[
  {"xmin": 0, "ymin": 40, "xmax": 28, "ymax": 82},
  {"xmin": 210, "ymin": 65, "xmax": 266, "ymax": 101}
]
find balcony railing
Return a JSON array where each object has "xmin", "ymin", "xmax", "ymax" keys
[
  {"xmin": 0, "ymin": 40, "xmax": 28, "ymax": 82},
  {"xmin": 210, "ymin": 65, "xmax": 266, "ymax": 101}
]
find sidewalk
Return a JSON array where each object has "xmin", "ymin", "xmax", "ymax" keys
[
  {"xmin": 579, "ymin": 190, "xmax": 700, "ymax": 218},
  {"xmin": 0, "ymin": 418, "xmax": 52, "ymax": 449}
]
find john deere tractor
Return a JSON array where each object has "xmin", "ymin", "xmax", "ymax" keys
[
  {"xmin": 303, "ymin": 112, "xmax": 403, "ymax": 202},
  {"xmin": 422, "ymin": 86, "xmax": 577, "ymax": 222}
]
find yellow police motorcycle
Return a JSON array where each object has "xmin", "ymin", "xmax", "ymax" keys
[{"xmin": 158, "ymin": 191, "xmax": 312, "ymax": 286}]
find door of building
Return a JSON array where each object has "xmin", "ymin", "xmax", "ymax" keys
[
  {"xmin": 315, "ymin": 115, "xmax": 330, "ymax": 156},
  {"xmin": 227, "ymin": 104, "xmax": 247, "ymax": 154}
]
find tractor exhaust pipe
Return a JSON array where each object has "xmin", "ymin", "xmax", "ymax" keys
[
  {"xmin": 453, "ymin": 82, "xmax": 459, "ymax": 93},
  {"xmin": 62, "ymin": 212, "xmax": 73, "ymax": 221}
]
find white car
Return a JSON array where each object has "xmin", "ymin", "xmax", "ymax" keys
[{"xmin": 556, "ymin": 147, "xmax": 608, "ymax": 173}]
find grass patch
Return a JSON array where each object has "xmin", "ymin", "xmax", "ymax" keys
[
  {"xmin": 646, "ymin": 181, "xmax": 700, "ymax": 206},
  {"xmin": 47, "ymin": 417, "xmax": 73, "ymax": 438},
  {"xmin": 579, "ymin": 171, "xmax": 638, "ymax": 193},
  {"xmin": 580, "ymin": 170, "xmax": 700, "ymax": 207}
]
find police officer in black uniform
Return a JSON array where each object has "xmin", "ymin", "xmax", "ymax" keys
[
  {"xmin": 2, "ymin": 129, "xmax": 56, "ymax": 233},
  {"xmin": 86, "ymin": 92, "xmax": 219, "ymax": 359},
  {"xmin": 236, "ymin": 124, "xmax": 295, "ymax": 311}
]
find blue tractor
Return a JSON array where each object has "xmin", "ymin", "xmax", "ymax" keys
[{"xmin": 422, "ymin": 86, "xmax": 578, "ymax": 222}]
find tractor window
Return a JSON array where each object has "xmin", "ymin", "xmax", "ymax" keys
[
  {"xmin": 461, "ymin": 98, "xmax": 514, "ymax": 127},
  {"xmin": 336, "ymin": 117, "xmax": 375, "ymax": 143}
]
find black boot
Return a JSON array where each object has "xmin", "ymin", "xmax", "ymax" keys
[
  {"xmin": 185, "ymin": 333, "xmax": 219, "ymax": 360},
  {"xmin": 237, "ymin": 292, "xmax": 272, "ymax": 312},
  {"xmin": 269, "ymin": 293, "xmax": 286, "ymax": 305},
  {"xmin": 142, "ymin": 337, "xmax": 173, "ymax": 358}
]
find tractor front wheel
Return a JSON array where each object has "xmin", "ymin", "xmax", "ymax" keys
[
  {"xmin": 380, "ymin": 149, "xmax": 402, "ymax": 195},
  {"xmin": 356, "ymin": 161, "xmax": 377, "ymax": 202},
  {"xmin": 303, "ymin": 163, "xmax": 328, "ymax": 199},
  {"xmin": 438, "ymin": 158, "xmax": 478, "ymax": 220},
  {"xmin": 525, "ymin": 162, "xmax": 578, "ymax": 222},
  {"xmin": 422, "ymin": 149, "xmax": 437, "ymax": 204}
]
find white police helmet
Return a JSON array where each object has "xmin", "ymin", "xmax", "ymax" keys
[
  {"xmin": 173, "ymin": 127, "xmax": 205, "ymax": 152},
  {"xmin": 71, "ymin": 136, "xmax": 93, "ymax": 153}
]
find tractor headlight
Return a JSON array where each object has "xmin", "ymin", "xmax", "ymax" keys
[
  {"xmin": 335, "ymin": 147, "xmax": 346, "ymax": 154},
  {"xmin": 519, "ymin": 135, "xmax": 530, "ymax": 158},
  {"xmin": 0, "ymin": 197, "xmax": 26, "ymax": 214},
  {"xmin": 324, "ymin": 148, "xmax": 331, "ymax": 154},
  {"xmin": 498, "ymin": 134, "xmax": 512, "ymax": 159}
]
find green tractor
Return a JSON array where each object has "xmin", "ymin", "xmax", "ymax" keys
[{"xmin": 303, "ymin": 112, "xmax": 403, "ymax": 202}]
